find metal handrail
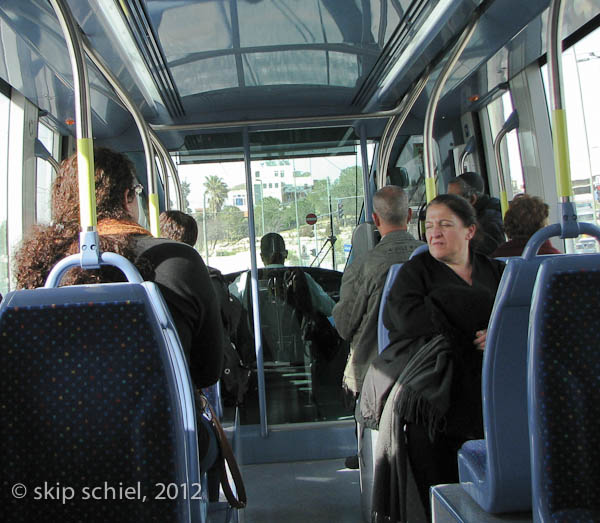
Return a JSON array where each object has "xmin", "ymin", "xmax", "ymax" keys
[
  {"xmin": 423, "ymin": 15, "xmax": 479, "ymax": 202},
  {"xmin": 82, "ymin": 38, "xmax": 160, "ymax": 237}
]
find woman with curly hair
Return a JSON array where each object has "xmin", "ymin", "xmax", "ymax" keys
[
  {"xmin": 15, "ymin": 147, "xmax": 223, "ymax": 389},
  {"xmin": 491, "ymin": 193, "xmax": 561, "ymax": 257}
]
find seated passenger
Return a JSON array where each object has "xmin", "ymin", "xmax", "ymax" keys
[
  {"xmin": 15, "ymin": 148, "xmax": 224, "ymax": 390},
  {"xmin": 160, "ymin": 209, "xmax": 253, "ymax": 405},
  {"xmin": 491, "ymin": 193, "xmax": 560, "ymax": 257},
  {"xmin": 360, "ymin": 194, "xmax": 504, "ymax": 521},
  {"xmin": 159, "ymin": 209, "xmax": 198, "ymax": 247},
  {"xmin": 448, "ymin": 172, "xmax": 505, "ymax": 255}
]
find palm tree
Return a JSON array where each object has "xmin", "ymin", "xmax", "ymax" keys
[{"xmin": 203, "ymin": 175, "xmax": 228, "ymax": 215}]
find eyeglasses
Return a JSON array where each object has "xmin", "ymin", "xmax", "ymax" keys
[{"xmin": 132, "ymin": 183, "xmax": 143, "ymax": 195}]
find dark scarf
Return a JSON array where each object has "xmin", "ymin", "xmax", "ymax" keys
[{"xmin": 394, "ymin": 334, "xmax": 453, "ymax": 440}]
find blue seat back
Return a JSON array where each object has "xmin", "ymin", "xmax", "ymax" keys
[
  {"xmin": 0, "ymin": 282, "xmax": 203, "ymax": 523},
  {"xmin": 377, "ymin": 263, "xmax": 403, "ymax": 353},
  {"xmin": 458, "ymin": 249, "xmax": 559, "ymax": 513},
  {"xmin": 409, "ymin": 243, "xmax": 428, "ymax": 259},
  {"xmin": 528, "ymin": 254, "xmax": 600, "ymax": 522}
]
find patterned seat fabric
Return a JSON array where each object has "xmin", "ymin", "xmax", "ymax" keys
[
  {"xmin": 529, "ymin": 266, "xmax": 600, "ymax": 522},
  {"xmin": 458, "ymin": 255, "xmax": 545, "ymax": 513},
  {"xmin": 1, "ymin": 293, "xmax": 189, "ymax": 522}
]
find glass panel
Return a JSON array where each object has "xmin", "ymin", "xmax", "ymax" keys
[
  {"xmin": 175, "ymin": 135, "xmax": 369, "ymax": 425},
  {"xmin": 393, "ymin": 135, "xmax": 442, "ymax": 239},
  {"xmin": 36, "ymin": 122, "xmax": 54, "ymax": 225},
  {"xmin": 0, "ymin": 91, "xmax": 9, "ymax": 295},
  {"xmin": 486, "ymin": 91, "xmax": 525, "ymax": 195},
  {"xmin": 541, "ymin": 27, "xmax": 600, "ymax": 253}
]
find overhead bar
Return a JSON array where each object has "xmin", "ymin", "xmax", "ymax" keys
[{"xmin": 150, "ymin": 107, "xmax": 412, "ymax": 134}]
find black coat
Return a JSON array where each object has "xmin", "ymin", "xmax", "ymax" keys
[
  {"xmin": 474, "ymin": 194, "xmax": 505, "ymax": 255},
  {"xmin": 360, "ymin": 251, "xmax": 503, "ymax": 522}
]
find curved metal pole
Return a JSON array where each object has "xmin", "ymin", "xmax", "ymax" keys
[
  {"xmin": 49, "ymin": 0, "xmax": 96, "ymax": 234},
  {"xmin": 493, "ymin": 110, "xmax": 519, "ymax": 217},
  {"xmin": 34, "ymin": 138, "xmax": 61, "ymax": 173},
  {"xmin": 155, "ymin": 150, "xmax": 170, "ymax": 210},
  {"xmin": 459, "ymin": 136, "xmax": 476, "ymax": 174},
  {"xmin": 493, "ymin": 129, "xmax": 511, "ymax": 218},
  {"xmin": 377, "ymin": 71, "xmax": 430, "ymax": 188},
  {"xmin": 360, "ymin": 125, "xmax": 373, "ymax": 220},
  {"xmin": 82, "ymin": 39, "xmax": 160, "ymax": 237},
  {"xmin": 423, "ymin": 16, "xmax": 478, "ymax": 202},
  {"xmin": 149, "ymin": 130, "xmax": 184, "ymax": 211},
  {"xmin": 547, "ymin": 0, "xmax": 577, "ymax": 243}
]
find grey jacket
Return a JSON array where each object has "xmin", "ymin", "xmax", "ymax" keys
[{"xmin": 333, "ymin": 229, "xmax": 424, "ymax": 393}]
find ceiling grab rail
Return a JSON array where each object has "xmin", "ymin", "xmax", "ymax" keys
[
  {"xmin": 376, "ymin": 70, "xmax": 431, "ymax": 189},
  {"xmin": 493, "ymin": 110, "xmax": 519, "ymax": 217},
  {"xmin": 82, "ymin": 38, "xmax": 160, "ymax": 237},
  {"xmin": 34, "ymin": 138, "xmax": 61, "ymax": 173},
  {"xmin": 48, "ymin": 0, "xmax": 99, "ymax": 269},
  {"xmin": 459, "ymin": 135, "xmax": 476, "ymax": 174},
  {"xmin": 547, "ymin": 0, "xmax": 578, "ymax": 241},
  {"xmin": 423, "ymin": 13, "xmax": 479, "ymax": 202}
]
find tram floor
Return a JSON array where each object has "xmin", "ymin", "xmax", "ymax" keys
[{"xmin": 240, "ymin": 458, "xmax": 362, "ymax": 523}]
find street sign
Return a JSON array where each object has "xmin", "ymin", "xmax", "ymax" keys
[{"xmin": 305, "ymin": 213, "xmax": 317, "ymax": 225}]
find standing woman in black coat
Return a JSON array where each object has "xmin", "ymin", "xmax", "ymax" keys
[{"xmin": 382, "ymin": 194, "xmax": 504, "ymax": 518}]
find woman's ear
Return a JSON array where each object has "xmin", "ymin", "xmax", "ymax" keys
[{"xmin": 466, "ymin": 224, "xmax": 476, "ymax": 241}]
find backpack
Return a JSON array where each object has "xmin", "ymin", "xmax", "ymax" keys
[{"xmin": 208, "ymin": 267, "xmax": 252, "ymax": 406}]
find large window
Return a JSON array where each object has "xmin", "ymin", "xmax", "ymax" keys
[
  {"xmin": 36, "ymin": 122, "xmax": 55, "ymax": 224},
  {"xmin": 175, "ymin": 148, "xmax": 367, "ymax": 275},
  {"xmin": 486, "ymin": 91, "xmax": 525, "ymax": 196},
  {"xmin": 542, "ymin": 26, "xmax": 600, "ymax": 253}
]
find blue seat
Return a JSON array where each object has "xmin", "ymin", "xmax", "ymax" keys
[
  {"xmin": 0, "ymin": 254, "xmax": 205, "ymax": 523},
  {"xmin": 457, "ymin": 228, "xmax": 562, "ymax": 513},
  {"xmin": 409, "ymin": 243, "xmax": 429, "ymax": 259},
  {"xmin": 528, "ymin": 253, "xmax": 600, "ymax": 522},
  {"xmin": 377, "ymin": 263, "xmax": 403, "ymax": 353}
]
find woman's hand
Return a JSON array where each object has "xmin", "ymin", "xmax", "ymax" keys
[{"xmin": 474, "ymin": 329, "xmax": 487, "ymax": 351}]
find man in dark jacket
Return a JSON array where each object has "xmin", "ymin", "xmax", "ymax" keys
[{"xmin": 448, "ymin": 172, "xmax": 505, "ymax": 255}]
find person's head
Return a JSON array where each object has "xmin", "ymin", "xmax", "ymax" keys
[
  {"xmin": 159, "ymin": 210, "xmax": 198, "ymax": 246},
  {"xmin": 15, "ymin": 148, "xmax": 147, "ymax": 289},
  {"xmin": 372, "ymin": 185, "xmax": 412, "ymax": 236},
  {"xmin": 260, "ymin": 232, "xmax": 287, "ymax": 265},
  {"xmin": 447, "ymin": 172, "xmax": 485, "ymax": 205},
  {"xmin": 503, "ymin": 194, "xmax": 549, "ymax": 240},
  {"xmin": 425, "ymin": 194, "xmax": 478, "ymax": 264},
  {"xmin": 52, "ymin": 147, "xmax": 141, "ymax": 224}
]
